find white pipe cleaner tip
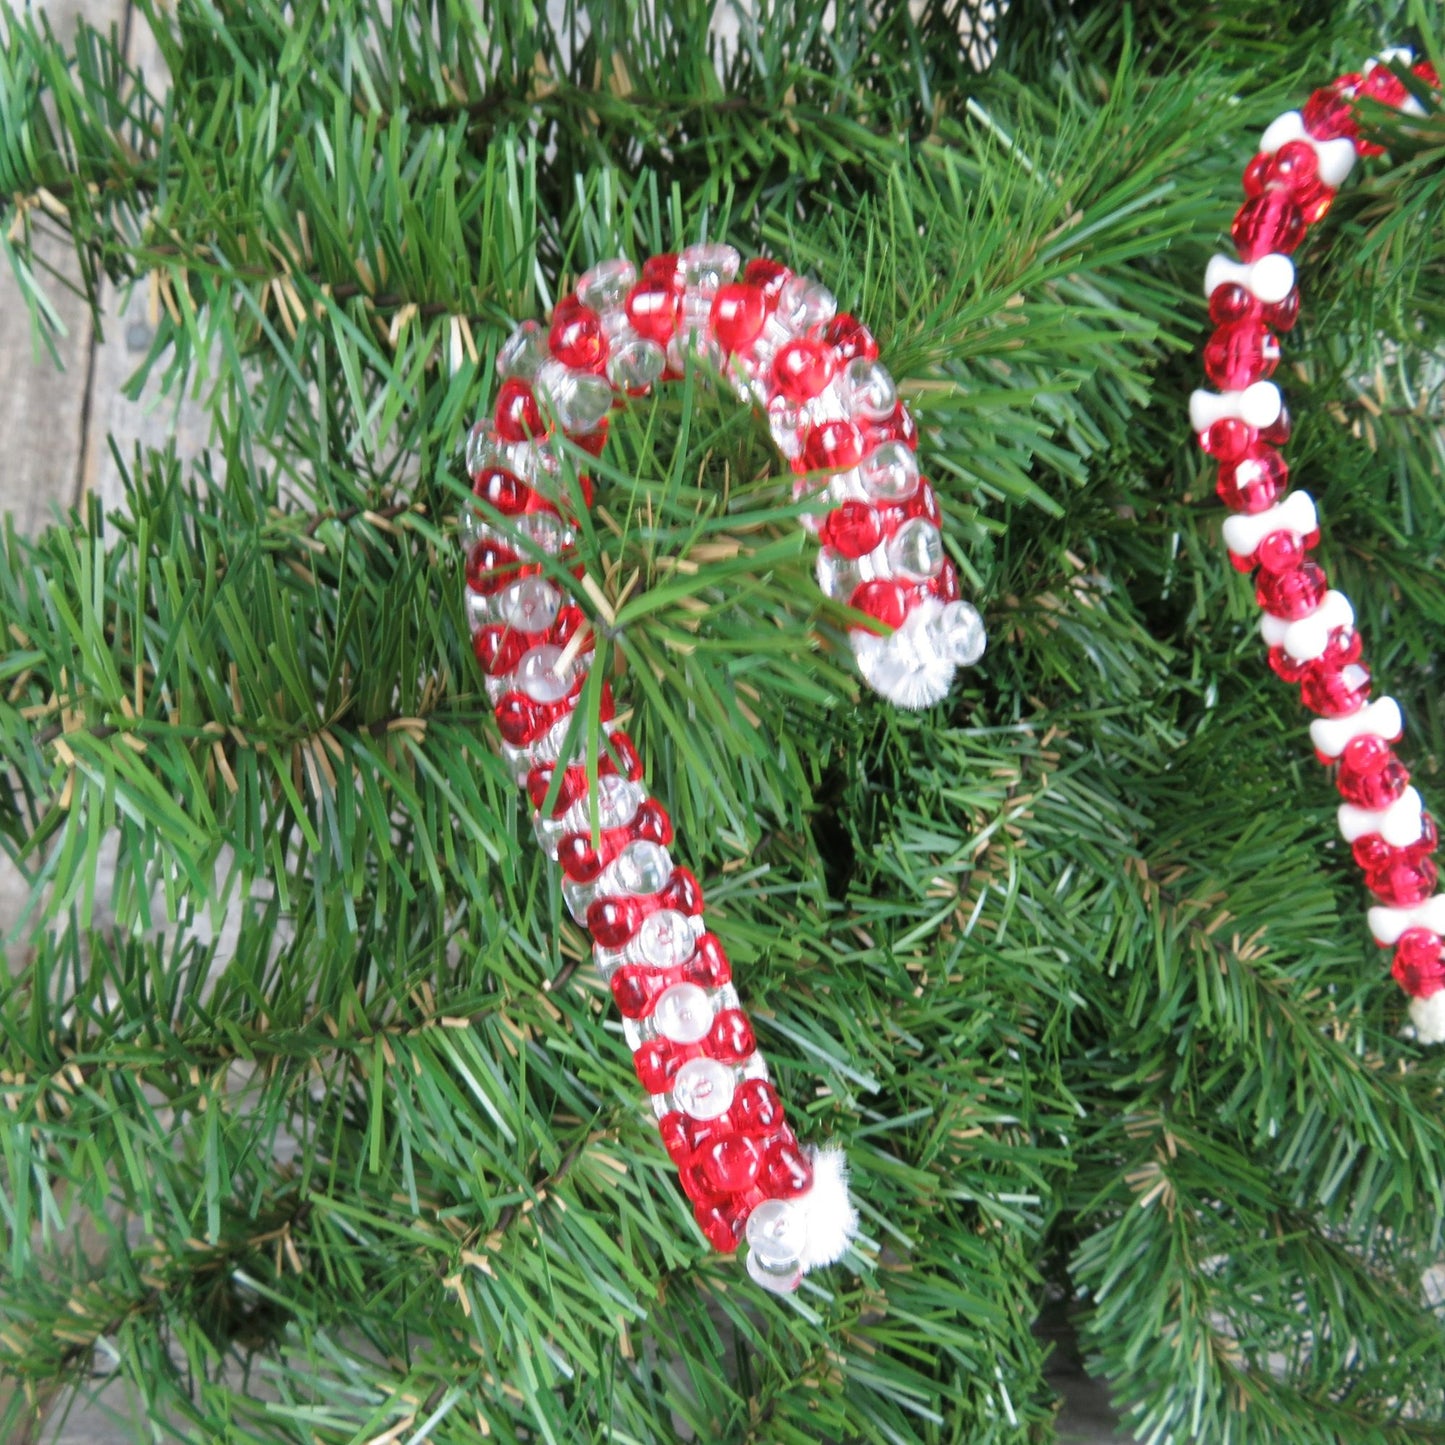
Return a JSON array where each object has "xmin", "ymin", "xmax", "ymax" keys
[
  {"xmin": 1409, "ymin": 992, "xmax": 1445, "ymax": 1046},
  {"xmin": 798, "ymin": 1143, "xmax": 861, "ymax": 1272}
]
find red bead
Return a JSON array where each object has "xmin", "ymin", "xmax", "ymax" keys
[
  {"xmin": 1392, "ymin": 928, "xmax": 1445, "ymax": 998},
  {"xmin": 1254, "ymin": 529, "xmax": 1307, "ymax": 574},
  {"xmin": 759, "ymin": 1135, "xmax": 814, "ymax": 1199},
  {"xmin": 612, "ymin": 965, "xmax": 664, "ymax": 1020},
  {"xmin": 774, "ymin": 338, "xmax": 837, "ymax": 402},
  {"xmin": 1256, "ymin": 560, "xmax": 1327, "ymax": 620},
  {"xmin": 1217, "ymin": 445, "xmax": 1288, "ymax": 513},
  {"xmin": 694, "ymin": 1199, "xmax": 747, "ymax": 1253},
  {"xmin": 633, "ymin": 1037, "xmax": 688, "ymax": 1095},
  {"xmin": 850, "ymin": 579, "xmax": 912, "ymax": 629},
  {"xmin": 821, "ymin": 500, "xmax": 883, "ymax": 559},
  {"xmin": 1204, "ymin": 321, "xmax": 1281, "ymax": 390},
  {"xmin": 1232, "ymin": 192, "xmax": 1305, "ymax": 261},
  {"xmin": 1358, "ymin": 65, "xmax": 1408, "ymax": 109},
  {"xmin": 1353, "ymin": 814, "xmax": 1438, "ymax": 875},
  {"xmin": 816, "ymin": 312, "xmax": 879, "ymax": 364},
  {"xmin": 1262, "ymin": 291, "xmax": 1301, "ymax": 332},
  {"xmin": 495, "ymin": 378, "xmax": 546, "ymax": 442},
  {"xmin": 465, "ymin": 539, "xmax": 521, "ymax": 594},
  {"xmin": 1199, "ymin": 417, "xmax": 1256, "ymax": 462},
  {"xmin": 707, "ymin": 1009, "xmax": 755, "ymax": 1063},
  {"xmin": 1259, "ymin": 404, "xmax": 1293, "ymax": 447},
  {"xmin": 1299, "ymin": 658, "xmax": 1371, "ymax": 717},
  {"xmin": 1209, "ymin": 284, "xmax": 1257, "ymax": 326},
  {"xmin": 1272, "ymin": 141, "xmax": 1333, "ymax": 222},
  {"xmin": 801, "ymin": 420, "xmax": 865, "ymax": 472},
  {"xmin": 1414, "ymin": 61, "xmax": 1441, "ymax": 91},
  {"xmin": 660, "ymin": 867, "xmax": 705, "ymax": 916},
  {"xmin": 857, "ymin": 401, "xmax": 918, "ymax": 454},
  {"xmin": 731, "ymin": 1078, "xmax": 783, "ymax": 1135},
  {"xmin": 495, "ymin": 692, "xmax": 542, "ymax": 746},
  {"xmin": 1336, "ymin": 735, "xmax": 1409, "ymax": 809},
  {"xmin": 698, "ymin": 1136, "xmax": 762, "ymax": 1194},
  {"xmin": 588, "ymin": 895, "xmax": 643, "ymax": 948},
  {"xmin": 549, "ymin": 303, "xmax": 608, "ymax": 373},
  {"xmin": 472, "ymin": 625, "xmax": 529, "ymax": 676},
  {"xmin": 625, "ymin": 282, "xmax": 679, "ymax": 343},
  {"xmin": 1303, "ymin": 82, "xmax": 1359, "ymax": 141},
  {"xmin": 1368, "ymin": 857, "xmax": 1438, "ymax": 907},
  {"xmin": 681, "ymin": 933, "xmax": 732, "ymax": 990},
  {"xmin": 710, "ymin": 283, "xmax": 767, "ymax": 353},
  {"xmin": 657, "ymin": 1112, "xmax": 695, "ymax": 1165},
  {"xmin": 472, "ymin": 465, "xmax": 530, "ymax": 515},
  {"xmin": 743, "ymin": 257, "xmax": 788, "ymax": 303},
  {"xmin": 641, "ymin": 252, "xmax": 680, "ymax": 287},
  {"xmin": 929, "ymin": 557, "xmax": 961, "ymax": 603}
]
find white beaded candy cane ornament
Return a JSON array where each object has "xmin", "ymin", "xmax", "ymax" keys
[
  {"xmin": 1192, "ymin": 51, "xmax": 1444, "ymax": 1036},
  {"xmin": 459, "ymin": 247, "xmax": 988, "ymax": 1291}
]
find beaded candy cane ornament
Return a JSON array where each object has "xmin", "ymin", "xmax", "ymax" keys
[
  {"xmin": 461, "ymin": 248, "xmax": 987, "ymax": 1290},
  {"xmin": 1192, "ymin": 50, "xmax": 1443, "ymax": 1036}
]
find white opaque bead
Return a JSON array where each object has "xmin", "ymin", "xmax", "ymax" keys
[
  {"xmin": 1258, "ymin": 589, "xmax": 1354, "ymax": 662},
  {"xmin": 1204, "ymin": 253, "xmax": 1296, "ymax": 304},
  {"xmin": 1338, "ymin": 787, "xmax": 1425, "ymax": 849},
  {"xmin": 1221, "ymin": 491, "xmax": 1318, "ymax": 560},
  {"xmin": 1308, "ymin": 697, "xmax": 1403, "ymax": 759},
  {"xmin": 1368, "ymin": 895, "xmax": 1445, "ymax": 947},
  {"xmin": 1189, "ymin": 381, "xmax": 1282, "ymax": 433}
]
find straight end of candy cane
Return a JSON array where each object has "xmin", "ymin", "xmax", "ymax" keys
[
  {"xmin": 850, "ymin": 599, "xmax": 987, "ymax": 710},
  {"xmin": 744, "ymin": 1143, "xmax": 860, "ymax": 1294},
  {"xmin": 1409, "ymin": 991, "xmax": 1445, "ymax": 1045}
]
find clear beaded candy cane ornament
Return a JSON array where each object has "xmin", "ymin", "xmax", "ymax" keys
[
  {"xmin": 461, "ymin": 245, "xmax": 987, "ymax": 1291},
  {"xmin": 1191, "ymin": 50, "xmax": 1443, "ymax": 1036}
]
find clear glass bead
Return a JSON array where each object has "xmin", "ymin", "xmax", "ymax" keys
[
  {"xmin": 559, "ymin": 774, "xmax": 644, "ymax": 835},
  {"xmin": 637, "ymin": 908, "xmax": 700, "ymax": 968},
  {"xmin": 929, "ymin": 601, "xmax": 987, "ymax": 667},
  {"xmin": 745, "ymin": 1198, "xmax": 808, "ymax": 1293},
  {"xmin": 652, "ymin": 983, "xmax": 715, "ymax": 1044},
  {"xmin": 768, "ymin": 397, "xmax": 806, "ymax": 461},
  {"xmin": 669, "ymin": 1057, "xmax": 735, "ymax": 1120},
  {"xmin": 465, "ymin": 420, "xmax": 499, "ymax": 476},
  {"xmin": 667, "ymin": 329, "xmax": 723, "ymax": 375},
  {"xmin": 577, "ymin": 257, "xmax": 638, "ymax": 313},
  {"xmin": 535, "ymin": 359, "xmax": 615, "ymax": 434},
  {"xmin": 512, "ymin": 510, "xmax": 569, "ymax": 556},
  {"xmin": 498, "ymin": 577, "xmax": 562, "ymax": 633},
  {"xmin": 775, "ymin": 275, "xmax": 837, "ymax": 333},
  {"xmin": 496, "ymin": 319, "xmax": 549, "ymax": 381},
  {"xmin": 887, "ymin": 519, "xmax": 945, "ymax": 581},
  {"xmin": 608, "ymin": 337, "xmax": 667, "ymax": 392},
  {"xmin": 560, "ymin": 874, "xmax": 597, "ymax": 923},
  {"xmin": 840, "ymin": 358, "xmax": 897, "ymax": 422},
  {"xmin": 465, "ymin": 589, "xmax": 496, "ymax": 634},
  {"xmin": 858, "ymin": 441, "xmax": 920, "ymax": 501},
  {"xmin": 515, "ymin": 644, "xmax": 573, "ymax": 703},
  {"xmin": 815, "ymin": 547, "xmax": 863, "ymax": 601},
  {"xmin": 679, "ymin": 241, "xmax": 741, "ymax": 294},
  {"xmin": 601, "ymin": 841, "xmax": 672, "ymax": 896}
]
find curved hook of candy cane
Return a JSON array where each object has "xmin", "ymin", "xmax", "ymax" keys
[
  {"xmin": 1191, "ymin": 50, "xmax": 1445, "ymax": 1041},
  {"xmin": 460, "ymin": 245, "xmax": 987, "ymax": 1291}
]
